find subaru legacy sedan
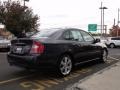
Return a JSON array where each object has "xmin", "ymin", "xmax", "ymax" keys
[{"xmin": 7, "ymin": 28, "xmax": 108, "ymax": 76}]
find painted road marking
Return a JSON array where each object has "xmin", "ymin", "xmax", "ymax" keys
[
  {"xmin": 0, "ymin": 57, "xmax": 116, "ymax": 89},
  {"xmin": 108, "ymin": 56, "xmax": 120, "ymax": 61},
  {"xmin": 0, "ymin": 74, "xmax": 34, "ymax": 85},
  {"xmin": 0, "ymin": 68, "xmax": 91, "ymax": 86},
  {"xmin": 20, "ymin": 68, "xmax": 92, "ymax": 90},
  {"xmin": 106, "ymin": 59, "xmax": 113, "ymax": 64},
  {"xmin": 20, "ymin": 81, "xmax": 45, "ymax": 90}
]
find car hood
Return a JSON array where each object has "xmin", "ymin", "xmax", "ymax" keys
[{"xmin": 95, "ymin": 42, "xmax": 107, "ymax": 48}]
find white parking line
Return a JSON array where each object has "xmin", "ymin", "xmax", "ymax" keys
[
  {"xmin": 108, "ymin": 56, "xmax": 120, "ymax": 61},
  {"xmin": 0, "ymin": 74, "xmax": 34, "ymax": 85}
]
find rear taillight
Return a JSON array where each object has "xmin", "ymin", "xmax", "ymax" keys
[{"xmin": 30, "ymin": 41, "xmax": 44, "ymax": 54}]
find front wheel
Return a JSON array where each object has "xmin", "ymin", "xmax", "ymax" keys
[
  {"xmin": 57, "ymin": 55, "xmax": 72, "ymax": 76},
  {"xmin": 101, "ymin": 49, "xmax": 108, "ymax": 63}
]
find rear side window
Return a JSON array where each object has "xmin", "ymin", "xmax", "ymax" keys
[{"xmin": 63, "ymin": 31, "xmax": 70, "ymax": 39}]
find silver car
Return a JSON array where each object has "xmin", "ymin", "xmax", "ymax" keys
[
  {"xmin": 0, "ymin": 36, "xmax": 11, "ymax": 50},
  {"xmin": 105, "ymin": 37, "xmax": 120, "ymax": 48}
]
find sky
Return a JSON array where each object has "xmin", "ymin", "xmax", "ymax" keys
[{"xmin": 3, "ymin": 0, "xmax": 120, "ymax": 33}]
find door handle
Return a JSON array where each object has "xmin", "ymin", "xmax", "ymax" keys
[
  {"xmin": 77, "ymin": 44, "xmax": 81, "ymax": 47},
  {"xmin": 72, "ymin": 44, "xmax": 81, "ymax": 47}
]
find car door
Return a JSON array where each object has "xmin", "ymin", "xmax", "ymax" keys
[
  {"xmin": 112, "ymin": 37, "xmax": 120, "ymax": 46},
  {"xmin": 62, "ymin": 29, "xmax": 86, "ymax": 63},
  {"xmin": 80, "ymin": 30, "xmax": 101, "ymax": 61}
]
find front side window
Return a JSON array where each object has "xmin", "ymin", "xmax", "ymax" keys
[
  {"xmin": 70, "ymin": 30, "xmax": 83, "ymax": 41},
  {"xmin": 80, "ymin": 31, "xmax": 94, "ymax": 42}
]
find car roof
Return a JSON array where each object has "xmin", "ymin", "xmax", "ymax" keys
[{"xmin": 39, "ymin": 28, "xmax": 84, "ymax": 31}]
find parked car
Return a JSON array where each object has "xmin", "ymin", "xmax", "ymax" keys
[
  {"xmin": 7, "ymin": 28, "xmax": 108, "ymax": 76},
  {"xmin": 0, "ymin": 36, "xmax": 11, "ymax": 50},
  {"xmin": 105, "ymin": 37, "xmax": 120, "ymax": 48},
  {"xmin": 26, "ymin": 31, "xmax": 38, "ymax": 38},
  {"xmin": 94, "ymin": 36, "xmax": 108, "ymax": 44}
]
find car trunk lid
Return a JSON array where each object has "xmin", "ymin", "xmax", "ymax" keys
[{"xmin": 11, "ymin": 39, "xmax": 33, "ymax": 55}]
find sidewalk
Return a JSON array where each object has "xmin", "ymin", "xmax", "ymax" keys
[{"xmin": 67, "ymin": 61, "xmax": 120, "ymax": 90}]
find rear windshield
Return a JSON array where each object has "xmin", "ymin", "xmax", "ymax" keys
[{"xmin": 31, "ymin": 29, "xmax": 58, "ymax": 38}]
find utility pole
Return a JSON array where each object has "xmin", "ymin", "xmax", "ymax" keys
[
  {"xmin": 114, "ymin": 18, "xmax": 116, "ymax": 26},
  {"xmin": 24, "ymin": 0, "xmax": 25, "ymax": 7},
  {"xmin": 23, "ymin": 0, "xmax": 29, "ymax": 7},
  {"xmin": 100, "ymin": 2, "xmax": 103, "ymax": 37},
  {"xmin": 103, "ymin": 7, "xmax": 107, "ymax": 36},
  {"xmin": 117, "ymin": 8, "xmax": 119, "ymax": 37},
  {"xmin": 99, "ymin": 2, "xmax": 107, "ymax": 37}
]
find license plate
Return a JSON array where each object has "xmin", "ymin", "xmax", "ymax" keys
[{"xmin": 16, "ymin": 47, "xmax": 22, "ymax": 53}]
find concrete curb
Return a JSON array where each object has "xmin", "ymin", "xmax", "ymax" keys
[{"xmin": 65, "ymin": 57, "xmax": 120, "ymax": 90}]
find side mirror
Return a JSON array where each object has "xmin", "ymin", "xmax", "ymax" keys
[{"xmin": 95, "ymin": 38, "xmax": 100, "ymax": 43}]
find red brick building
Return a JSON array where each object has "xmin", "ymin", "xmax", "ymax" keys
[{"xmin": 110, "ymin": 25, "xmax": 120, "ymax": 36}]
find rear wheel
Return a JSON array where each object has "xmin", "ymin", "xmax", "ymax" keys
[
  {"xmin": 109, "ymin": 43, "xmax": 115, "ymax": 48},
  {"xmin": 58, "ymin": 55, "xmax": 72, "ymax": 76}
]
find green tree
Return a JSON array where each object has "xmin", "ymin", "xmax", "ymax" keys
[{"xmin": 0, "ymin": 0, "xmax": 39, "ymax": 37}]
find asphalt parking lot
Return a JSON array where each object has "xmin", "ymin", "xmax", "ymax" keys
[{"xmin": 0, "ymin": 48, "xmax": 119, "ymax": 90}]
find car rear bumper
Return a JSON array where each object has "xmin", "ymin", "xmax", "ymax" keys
[
  {"xmin": 7, "ymin": 53, "xmax": 57, "ymax": 69},
  {"xmin": 0, "ymin": 45, "xmax": 10, "ymax": 49}
]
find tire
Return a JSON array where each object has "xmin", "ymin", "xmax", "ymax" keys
[
  {"xmin": 109, "ymin": 43, "xmax": 115, "ymax": 48},
  {"xmin": 100, "ymin": 49, "xmax": 108, "ymax": 63},
  {"xmin": 57, "ymin": 55, "xmax": 72, "ymax": 76}
]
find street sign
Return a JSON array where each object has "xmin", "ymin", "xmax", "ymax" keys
[{"xmin": 88, "ymin": 24, "xmax": 97, "ymax": 31}]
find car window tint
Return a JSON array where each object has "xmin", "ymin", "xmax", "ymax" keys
[
  {"xmin": 70, "ymin": 30, "xmax": 83, "ymax": 41},
  {"xmin": 111, "ymin": 38, "xmax": 116, "ymax": 40},
  {"xmin": 80, "ymin": 31, "xmax": 94, "ymax": 42},
  {"xmin": 118, "ymin": 37, "xmax": 120, "ymax": 40},
  {"xmin": 111, "ymin": 37, "xmax": 120, "ymax": 40},
  {"xmin": 31, "ymin": 29, "xmax": 58, "ymax": 38},
  {"xmin": 63, "ymin": 31, "xmax": 70, "ymax": 39}
]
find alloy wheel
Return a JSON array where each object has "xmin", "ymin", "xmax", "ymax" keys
[{"xmin": 59, "ymin": 55, "xmax": 72, "ymax": 76}]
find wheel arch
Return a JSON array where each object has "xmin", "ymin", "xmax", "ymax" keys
[
  {"xmin": 109, "ymin": 43, "xmax": 116, "ymax": 48},
  {"xmin": 103, "ymin": 47, "xmax": 108, "ymax": 56},
  {"xmin": 57, "ymin": 52, "xmax": 75, "ymax": 65}
]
